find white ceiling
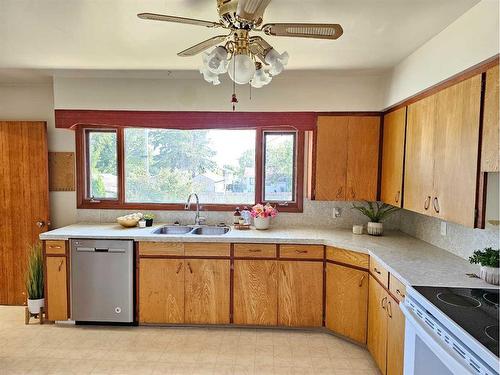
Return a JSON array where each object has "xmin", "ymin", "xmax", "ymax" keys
[{"xmin": 0, "ymin": 0, "xmax": 479, "ymax": 76}]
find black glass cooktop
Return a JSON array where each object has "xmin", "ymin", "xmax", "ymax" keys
[{"xmin": 414, "ymin": 286, "xmax": 499, "ymax": 358}]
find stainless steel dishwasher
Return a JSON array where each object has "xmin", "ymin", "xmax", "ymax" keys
[{"xmin": 71, "ymin": 239, "xmax": 134, "ymax": 323}]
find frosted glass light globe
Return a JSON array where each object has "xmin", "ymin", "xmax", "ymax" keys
[{"xmin": 228, "ymin": 54, "xmax": 256, "ymax": 85}]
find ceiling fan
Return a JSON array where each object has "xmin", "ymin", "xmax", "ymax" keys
[{"xmin": 138, "ymin": 0, "xmax": 343, "ymax": 88}]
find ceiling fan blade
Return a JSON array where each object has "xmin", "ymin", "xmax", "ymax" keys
[
  {"xmin": 137, "ymin": 13, "xmax": 222, "ymax": 28},
  {"xmin": 236, "ymin": 0, "xmax": 272, "ymax": 23},
  {"xmin": 178, "ymin": 35, "xmax": 228, "ymax": 57},
  {"xmin": 261, "ymin": 23, "xmax": 343, "ymax": 40}
]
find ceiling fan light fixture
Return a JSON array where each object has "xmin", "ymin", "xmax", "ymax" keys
[
  {"xmin": 204, "ymin": 46, "xmax": 229, "ymax": 74},
  {"xmin": 264, "ymin": 48, "xmax": 289, "ymax": 76},
  {"xmin": 251, "ymin": 63, "xmax": 272, "ymax": 88},
  {"xmin": 200, "ymin": 65, "xmax": 221, "ymax": 85},
  {"xmin": 228, "ymin": 53, "xmax": 256, "ymax": 85}
]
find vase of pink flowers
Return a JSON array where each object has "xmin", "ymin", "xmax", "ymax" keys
[{"xmin": 251, "ymin": 203, "xmax": 278, "ymax": 230}]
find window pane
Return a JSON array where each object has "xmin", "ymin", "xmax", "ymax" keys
[
  {"xmin": 264, "ymin": 132, "xmax": 295, "ymax": 202},
  {"xmin": 124, "ymin": 128, "xmax": 256, "ymax": 204},
  {"xmin": 87, "ymin": 131, "xmax": 118, "ymax": 199}
]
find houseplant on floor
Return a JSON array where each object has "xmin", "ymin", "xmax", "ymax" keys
[
  {"xmin": 469, "ymin": 247, "xmax": 499, "ymax": 285},
  {"xmin": 251, "ymin": 203, "xmax": 278, "ymax": 230},
  {"xmin": 351, "ymin": 201, "xmax": 399, "ymax": 236},
  {"xmin": 25, "ymin": 242, "xmax": 44, "ymax": 315}
]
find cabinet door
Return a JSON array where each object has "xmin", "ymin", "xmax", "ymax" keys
[
  {"xmin": 185, "ymin": 259, "xmax": 230, "ymax": 324},
  {"xmin": 381, "ymin": 108, "xmax": 406, "ymax": 207},
  {"xmin": 278, "ymin": 261, "xmax": 323, "ymax": 327},
  {"xmin": 139, "ymin": 259, "xmax": 184, "ymax": 323},
  {"xmin": 482, "ymin": 65, "xmax": 499, "ymax": 172},
  {"xmin": 367, "ymin": 275, "xmax": 388, "ymax": 375},
  {"xmin": 315, "ymin": 116, "xmax": 348, "ymax": 200},
  {"xmin": 346, "ymin": 116, "xmax": 380, "ymax": 201},
  {"xmin": 233, "ymin": 260, "xmax": 278, "ymax": 325},
  {"xmin": 325, "ymin": 263, "xmax": 368, "ymax": 343},
  {"xmin": 434, "ymin": 75, "xmax": 482, "ymax": 227},
  {"xmin": 404, "ymin": 95, "xmax": 437, "ymax": 215},
  {"xmin": 387, "ymin": 297, "xmax": 405, "ymax": 375},
  {"xmin": 46, "ymin": 256, "xmax": 68, "ymax": 321}
]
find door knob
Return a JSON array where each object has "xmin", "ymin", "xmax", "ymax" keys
[{"xmin": 35, "ymin": 221, "xmax": 45, "ymax": 228}]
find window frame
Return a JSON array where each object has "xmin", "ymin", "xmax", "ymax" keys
[{"xmin": 76, "ymin": 125, "xmax": 303, "ymax": 212}]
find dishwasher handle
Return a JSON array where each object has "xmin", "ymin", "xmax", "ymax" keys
[{"xmin": 76, "ymin": 247, "xmax": 125, "ymax": 253}]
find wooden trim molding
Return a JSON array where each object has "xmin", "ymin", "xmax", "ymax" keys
[{"xmin": 384, "ymin": 54, "xmax": 500, "ymax": 114}]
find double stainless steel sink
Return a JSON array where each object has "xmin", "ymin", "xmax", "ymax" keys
[{"xmin": 153, "ymin": 225, "xmax": 230, "ymax": 236}]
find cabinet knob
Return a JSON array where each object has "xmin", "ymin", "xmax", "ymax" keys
[{"xmin": 36, "ymin": 221, "xmax": 46, "ymax": 228}]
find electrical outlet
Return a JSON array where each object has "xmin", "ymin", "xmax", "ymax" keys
[
  {"xmin": 440, "ymin": 221, "xmax": 447, "ymax": 236},
  {"xmin": 333, "ymin": 207, "xmax": 341, "ymax": 218}
]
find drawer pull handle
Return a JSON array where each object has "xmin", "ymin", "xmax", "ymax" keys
[
  {"xmin": 396, "ymin": 289, "xmax": 405, "ymax": 298},
  {"xmin": 187, "ymin": 262, "xmax": 193, "ymax": 274},
  {"xmin": 58, "ymin": 259, "xmax": 64, "ymax": 272},
  {"xmin": 433, "ymin": 197, "xmax": 440, "ymax": 213},
  {"xmin": 295, "ymin": 250, "xmax": 308, "ymax": 254},
  {"xmin": 49, "ymin": 245, "xmax": 62, "ymax": 249},
  {"xmin": 381, "ymin": 296, "xmax": 387, "ymax": 310},
  {"xmin": 359, "ymin": 275, "xmax": 365, "ymax": 287},
  {"xmin": 249, "ymin": 249, "xmax": 262, "ymax": 253},
  {"xmin": 373, "ymin": 267, "xmax": 381, "ymax": 275},
  {"xmin": 424, "ymin": 196, "xmax": 431, "ymax": 210},
  {"xmin": 176, "ymin": 263, "xmax": 183, "ymax": 274},
  {"xmin": 387, "ymin": 300, "xmax": 393, "ymax": 318}
]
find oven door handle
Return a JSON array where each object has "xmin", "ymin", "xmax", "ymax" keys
[{"xmin": 400, "ymin": 303, "xmax": 477, "ymax": 375}]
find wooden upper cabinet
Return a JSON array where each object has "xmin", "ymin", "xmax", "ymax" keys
[
  {"xmin": 387, "ymin": 297, "xmax": 405, "ymax": 375},
  {"xmin": 433, "ymin": 75, "xmax": 482, "ymax": 227},
  {"xmin": 367, "ymin": 275, "xmax": 388, "ymax": 375},
  {"xmin": 315, "ymin": 116, "xmax": 348, "ymax": 200},
  {"xmin": 139, "ymin": 259, "xmax": 184, "ymax": 324},
  {"xmin": 184, "ymin": 259, "xmax": 230, "ymax": 324},
  {"xmin": 233, "ymin": 260, "xmax": 278, "ymax": 325},
  {"xmin": 381, "ymin": 108, "xmax": 407, "ymax": 207},
  {"xmin": 45, "ymin": 256, "xmax": 68, "ymax": 321},
  {"xmin": 325, "ymin": 263, "xmax": 368, "ymax": 344},
  {"xmin": 482, "ymin": 65, "xmax": 499, "ymax": 172},
  {"xmin": 404, "ymin": 94, "xmax": 437, "ymax": 215},
  {"xmin": 346, "ymin": 116, "xmax": 380, "ymax": 201},
  {"xmin": 314, "ymin": 115, "xmax": 380, "ymax": 201},
  {"xmin": 278, "ymin": 261, "xmax": 323, "ymax": 327}
]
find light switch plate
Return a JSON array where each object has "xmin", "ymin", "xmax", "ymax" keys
[{"xmin": 440, "ymin": 221, "xmax": 447, "ymax": 236}]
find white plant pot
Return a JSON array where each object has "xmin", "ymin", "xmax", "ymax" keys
[
  {"xmin": 367, "ymin": 222, "xmax": 383, "ymax": 236},
  {"xmin": 479, "ymin": 266, "xmax": 499, "ymax": 285},
  {"xmin": 254, "ymin": 216, "xmax": 271, "ymax": 230},
  {"xmin": 27, "ymin": 298, "xmax": 44, "ymax": 314}
]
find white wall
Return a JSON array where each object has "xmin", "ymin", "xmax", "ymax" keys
[
  {"xmin": 0, "ymin": 84, "xmax": 77, "ymax": 228},
  {"xmin": 54, "ymin": 71, "xmax": 388, "ymax": 111},
  {"xmin": 384, "ymin": 0, "xmax": 500, "ymax": 107}
]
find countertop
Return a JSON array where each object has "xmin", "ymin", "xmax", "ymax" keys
[{"xmin": 40, "ymin": 223, "xmax": 495, "ymax": 289}]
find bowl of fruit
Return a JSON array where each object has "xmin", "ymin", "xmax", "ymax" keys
[{"xmin": 117, "ymin": 213, "xmax": 143, "ymax": 228}]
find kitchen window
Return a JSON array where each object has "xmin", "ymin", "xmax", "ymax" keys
[{"xmin": 77, "ymin": 126, "xmax": 303, "ymax": 212}]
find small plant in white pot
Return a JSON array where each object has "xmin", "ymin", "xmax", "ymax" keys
[
  {"xmin": 25, "ymin": 242, "xmax": 44, "ymax": 315},
  {"xmin": 469, "ymin": 248, "xmax": 499, "ymax": 285},
  {"xmin": 251, "ymin": 203, "xmax": 278, "ymax": 230},
  {"xmin": 351, "ymin": 201, "xmax": 399, "ymax": 236}
]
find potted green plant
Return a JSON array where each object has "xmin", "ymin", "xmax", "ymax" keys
[
  {"xmin": 25, "ymin": 242, "xmax": 44, "ymax": 314},
  {"xmin": 143, "ymin": 213, "xmax": 155, "ymax": 227},
  {"xmin": 469, "ymin": 248, "xmax": 499, "ymax": 285},
  {"xmin": 351, "ymin": 201, "xmax": 399, "ymax": 236}
]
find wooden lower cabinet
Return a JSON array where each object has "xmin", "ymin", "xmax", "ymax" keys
[
  {"xmin": 325, "ymin": 263, "xmax": 368, "ymax": 343},
  {"xmin": 233, "ymin": 260, "xmax": 278, "ymax": 325},
  {"xmin": 368, "ymin": 275, "xmax": 405, "ymax": 375},
  {"xmin": 278, "ymin": 261, "xmax": 323, "ymax": 327},
  {"xmin": 185, "ymin": 259, "xmax": 230, "ymax": 324},
  {"xmin": 45, "ymin": 256, "xmax": 68, "ymax": 321},
  {"xmin": 139, "ymin": 259, "xmax": 184, "ymax": 323},
  {"xmin": 387, "ymin": 297, "xmax": 405, "ymax": 375}
]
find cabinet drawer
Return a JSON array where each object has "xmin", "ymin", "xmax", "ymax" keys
[
  {"xmin": 370, "ymin": 257, "xmax": 389, "ymax": 288},
  {"xmin": 280, "ymin": 245, "xmax": 324, "ymax": 259},
  {"xmin": 326, "ymin": 246, "xmax": 369, "ymax": 269},
  {"xmin": 45, "ymin": 240, "xmax": 66, "ymax": 255},
  {"xmin": 139, "ymin": 242, "xmax": 184, "ymax": 256},
  {"xmin": 234, "ymin": 244, "xmax": 277, "ymax": 258},
  {"xmin": 184, "ymin": 243, "xmax": 230, "ymax": 257},
  {"xmin": 389, "ymin": 274, "xmax": 407, "ymax": 302}
]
